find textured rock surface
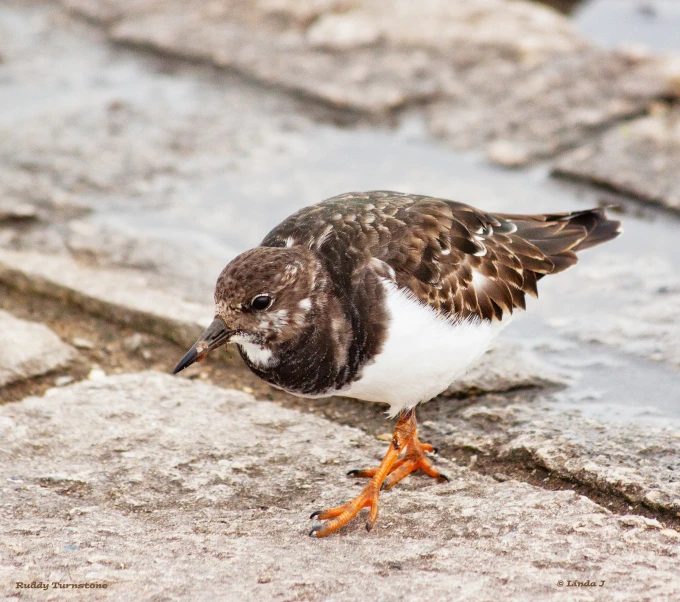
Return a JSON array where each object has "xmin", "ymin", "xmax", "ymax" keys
[
  {"xmin": 443, "ymin": 343, "xmax": 569, "ymax": 398},
  {"xmin": 1, "ymin": 373, "xmax": 679, "ymax": 601},
  {"xmin": 60, "ymin": 0, "xmax": 676, "ymax": 163},
  {"xmin": 553, "ymin": 104, "xmax": 680, "ymax": 212},
  {"xmin": 0, "ymin": 310, "xmax": 75, "ymax": 387},
  {"xmin": 0, "ymin": 250, "xmax": 212, "ymax": 348},
  {"xmin": 422, "ymin": 393, "xmax": 680, "ymax": 518},
  {"xmin": 64, "ymin": 0, "xmax": 584, "ymax": 114},
  {"xmin": 539, "ymin": 253, "xmax": 680, "ymax": 369}
]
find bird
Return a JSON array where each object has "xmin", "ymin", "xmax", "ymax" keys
[{"xmin": 172, "ymin": 190, "xmax": 621, "ymax": 537}]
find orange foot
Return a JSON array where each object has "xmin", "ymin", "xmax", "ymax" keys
[{"xmin": 309, "ymin": 408, "xmax": 448, "ymax": 538}]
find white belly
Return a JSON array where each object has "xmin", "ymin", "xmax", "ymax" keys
[{"xmin": 341, "ymin": 281, "xmax": 508, "ymax": 416}]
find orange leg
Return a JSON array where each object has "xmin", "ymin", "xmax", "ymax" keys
[{"xmin": 309, "ymin": 408, "xmax": 448, "ymax": 538}]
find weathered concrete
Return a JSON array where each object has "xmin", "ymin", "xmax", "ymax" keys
[
  {"xmin": 0, "ymin": 310, "xmax": 76, "ymax": 387},
  {"xmin": 553, "ymin": 104, "xmax": 680, "ymax": 212},
  {"xmin": 1, "ymin": 373, "xmax": 679, "ymax": 601},
  {"xmin": 0, "ymin": 250, "xmax": 212, "ymax": 348}
]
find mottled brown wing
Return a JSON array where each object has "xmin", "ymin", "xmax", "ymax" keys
[{"xmin": 262, "ymin": 191, "xmax": 620, "ymax": 322}]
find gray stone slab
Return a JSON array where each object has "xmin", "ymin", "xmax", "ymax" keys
[
  {"xmin": 63, "ymin": 0, "xmax": 586, "ymax": 115},
  {"xmin": 424, "ymin": 395, "xmax": 680, "ymax": 519},
  {"xmin": 443, "ymin": 343, "xmax": 569, "ymax": 398},
  {"xmin": 539, "ymin": 253, "xmax": 680, "ymax": 370},
  {"xmin": 0, "ymin": 250, "xmax": 212, "ymax": 348},
  {"xmin": 61, "ymin": 0, "xmax": 677, "ymax": 162},
  {"xmin": 427, "ymin": 48, "xmax": 671, "ymax": 163},
  {"xmin": 0, "ymin": 310, "xmax": 75, "ymax": 387},
  {"xmin": 1, "ymin": 372, "xmax": 678, "ymax": 600},
  {"xmin": 553, "ymin": 104, "xmax": 680, "ymax": 212}
]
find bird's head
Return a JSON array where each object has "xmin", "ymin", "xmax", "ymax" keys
[{"xmin": 172, "ymin": 246, "xmax": 320, "ymax": 373}]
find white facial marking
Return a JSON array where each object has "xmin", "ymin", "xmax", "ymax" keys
[
  {"xmin": 299, "ymin": 298, "xmax": 312, "ymax": 310},
  {"xmin": 237, "ymin": 340, "xmax": 275, "ymax": 368},
  {"xmin": 285, "ymin": 236, "xmax": 295, "ymax": 248}
]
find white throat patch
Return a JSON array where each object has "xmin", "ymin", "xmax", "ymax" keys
[{"xmin": 231, "ymin": 335, "xmax": 275, "ymax": 368}]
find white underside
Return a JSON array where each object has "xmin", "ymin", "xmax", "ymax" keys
[{"xmin": 341, "ymin": 280, "xmax": 509, "ymax": 416}]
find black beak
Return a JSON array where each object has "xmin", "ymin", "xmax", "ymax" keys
[{"xmin": 172, "ymin": 317, "xmax": 234, "ymax": 374}]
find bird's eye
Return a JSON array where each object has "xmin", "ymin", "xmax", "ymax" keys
[{"xmin": 251, "ymin": 295, "xmax": 272, "ymax": 311}]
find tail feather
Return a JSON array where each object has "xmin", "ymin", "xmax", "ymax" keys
[
  {"xmin": 570, "ymin": 208, "xmax": 623, "ymax": 252},
  {"xmin": 496, "ymin": 207, "xmax": 622, "ymax": 275}
]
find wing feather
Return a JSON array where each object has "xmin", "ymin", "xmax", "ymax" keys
[{"xmin": 262, "ymin": 191, "xmax": 620, "ymax": 322}]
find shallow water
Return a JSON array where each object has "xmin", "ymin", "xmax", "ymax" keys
[{"xmin": 574, "ymin": 0, "xmax": 680, "ymax": 51}]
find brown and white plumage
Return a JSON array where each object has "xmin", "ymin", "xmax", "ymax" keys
[
  {"xmin": 262, "ymin": 190, "xmax": 621, "ymax": 323},
  {"xmin": 173, "ymin": 190, "xmax": 621, "ymax": 538}
]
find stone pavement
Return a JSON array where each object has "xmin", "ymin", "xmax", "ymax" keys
[
  {"xmin": 2, "ymin": 373, "xmax": 679, "ymax": 601},
  {"xmin": 2, "ymin": 1, "xmax": 680, "ymax": 600}
]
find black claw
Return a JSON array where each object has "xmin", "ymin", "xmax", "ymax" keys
[
  {"xmin": 347, "ymin": 469, "xmax": 360, "ymax": 477},
  {"xmin": 309, "ymin": 526, "xmax": 320, "ymax": 537},
  {"xmin": 309, "ymin": 510, "xmax": 322, "ymax": 520},
  {"xmin": 365, "ymin": 521, "xmax": 373, "ymax": 533},
  {"xmin": 431, "ymin": 446, "xmax": 439, "ymax": 455},
  {"xmin": 438, "ymin": 473, "xmax": 450, "ymax": 483}
]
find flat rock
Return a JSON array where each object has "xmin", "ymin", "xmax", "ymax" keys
[
  {"xmin": 422, "ymin": 393, "xmax": 680, "ymax": 519},
  {"xmin": 443, "ymin": 343, "xmax": 569, "ymax": 398},
  {"xmin": 1, "ymin": 372, "xmax": 678, "ymax": 600},
  {"xmin": 62, "ymin": 0, "xmax": 676, "ymax": 162},
  {"xmin": 0, "ymin": 249, "xmax": 212, "ymax": 348},
  {"xmin": 63, "ymin": 0, "xmax": 584, "ymax": 114},
  {"xmin": 540, "ymin": 253, "xmax": 680, "ymax": 369},
  {"xmin": 428, "ymin": 48, "xmax": 670, "ymax": 162},
  {"xmin": 553, "ymin": 104, "xmax": 680, "ymax": 212},
  {"xmin": 0, "ymin": 310, "xmax": 75, "ymax": 387},
  {"xmin": 0, "ymin": 200, "xmax": 37, "ymax": 222}
]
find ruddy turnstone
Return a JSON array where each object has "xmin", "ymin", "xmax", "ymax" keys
[{"xmin": 173, "ymin": 190, "xmax": 621, "ymax": 537}]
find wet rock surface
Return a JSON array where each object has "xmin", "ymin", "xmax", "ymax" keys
[
  {"xmin": 1, "ymin": 373, "xmax": 679, "ymax": 601},
  {"xmin": 60, "ymin": 0, "xmax": 677, "ymax": 165},
  {"xmin": 0, "ymin": 310, "xmax": 75, "ymax": 387},
  {"xmin": 442, "ymin": 343, "xmax": 569, "ymax": 398},
  {"xmin": 554, "ymin": 104, "xmax": 680, "ymax": 212},
  {"xmin": 536, "ymin": 253, "xmax": 680, "ymax": 370},
  {"xmin": 0, "ymin": 249, "xmax": 212, "ymax": 348}
]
